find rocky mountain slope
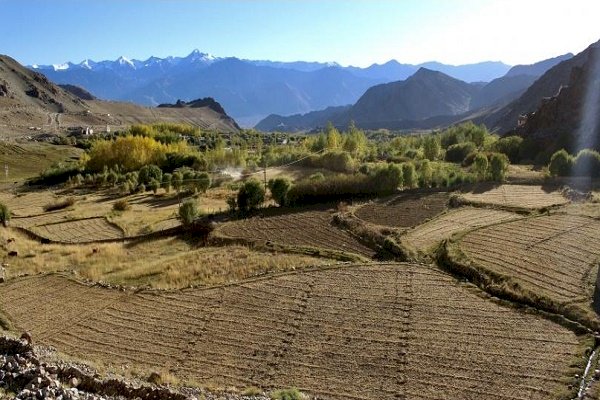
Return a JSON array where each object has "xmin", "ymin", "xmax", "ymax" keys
[
  {"xmin": 0, "ymin": 55, "xmax": 240, "ymax": 135},
  {"xmin": 255, "ymin": 54, "xmax": 572, "ymax": 132},
  {"xmin": 514, "ymin": 43, "xmax": 600, "ymax": 154}
]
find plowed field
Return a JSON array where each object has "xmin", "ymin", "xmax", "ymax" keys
[
  {"xmin": 0, "ymin": 265, "xmax": 587, "ymax": 400},
  {"xmin": 458, "ymin": 185, "xmax": 568, "ymax": 209},
  {"xmin": 456, "ymin": 214, "xmax": 600, "ymax": 303},
  {"xmin": 216, "ymin": 210, "xmax": 376, "ymax": 258},
  {"xmin": 402, "ymin": 207, "xmax": 520, "ymax": 253},
  {"xmin": 354, "ymin": 192, "xmax": 448, "ymax": 228},
  {"xmin": 28, "ymin": 217, "xmax": 124, "ymax": 243}
]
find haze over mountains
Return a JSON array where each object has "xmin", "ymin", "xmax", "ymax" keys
[{"xmin": 31, "ymin": 51, "xmax": 517, "ymax": 126}]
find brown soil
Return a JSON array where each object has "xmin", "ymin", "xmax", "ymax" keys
[{"xmin": 0, "ymin": 265, "xmax": 587, "ymax": 399}]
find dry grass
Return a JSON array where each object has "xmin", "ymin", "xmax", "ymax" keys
[
  {"xmin": 0, "ymin": 264, "xmax": 590, "ymax": 400},
  {"xmin": 0, "ymin": 229, "xmax": 330, "ymax": 289}
]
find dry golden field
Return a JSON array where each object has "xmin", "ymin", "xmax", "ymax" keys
[
  {"xmin": 401, "ymin": 207, "xmax": 521, "ymax": 254},
  {"xmin": 0, "ymin": 264, "xmax": 589, "ymax": 400}
]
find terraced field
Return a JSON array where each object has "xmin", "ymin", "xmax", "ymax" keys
[
  {"xmin": 28, "ymin": 217, "xmax": 124, "ymax": 243},
  {"xmin": 0, "ymin": 191, "xmax": 57, "ymax": 216},
  {"xmin": 216, "ymin": 210, "xmax": 376, "ymax": 258},
  {"xmin": 354, "ymin": 192, "xmax": 448, "ymax": 228},
  {"xmin": 454, "ymin": 214, "xmax": 600, "ymax": 304},
  {"xmin": 458, "ymin": 184, "xmax": 568, "ymax": 209},
  {"xmin": 0, "ymin": 265, "xmax": 588, "ymax": 400},
  {"xmin": 11, "ymin": 211, "xmax": 70, "ymax": 228},
  {"xmin": 402, "ymin": 207, "xmax": 520, "ymax": 253}
]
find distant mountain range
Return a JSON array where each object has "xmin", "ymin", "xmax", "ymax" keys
[
  {"xmin": 256, "ymin": 53, "xmax": 573, "ymax": 132},
  {"xmin": 30, "ymin": 51, "xmax": 515, "ymax": 126},
  {"xmin": 0, "ymin": 55, "xmax": 239, "ymax": 136}
]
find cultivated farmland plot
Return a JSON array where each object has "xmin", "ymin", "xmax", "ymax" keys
[
  {"xmin": 0, "ymin": 264, "xmax": 588, "ymax": 400},
  {"xmin": 11, "ymin": 211, "xmax": 70, "ymax": 229},
  {"xmin": 29, "ymin": 217, "xmax": 124, "ymax": 243},
  {"xmin": 451, "ymin": 214, "xmax": 600, "ymax": 326},
  {"xmin": 216, "ymin": 209, "xmax": 376, "ymax": 258},
  {"xmin": 458, "ymin": 184, "xmax": 569, "ymax": 209},
  {"xmin": 354, "ymin": 191, "xmax": 448, "ymax": 228},
  {"xmin": 0, "ymin": 191, "xmax": 57, "ymax": 217},
  {"xmin": 401, "ymin": 207, "xmax": 520, "ymax": 254}
]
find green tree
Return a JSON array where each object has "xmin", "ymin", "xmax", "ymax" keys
[
  {"xmin": 0, "ymin": 203, "xmax": 10, "ymax": 227},
  {"xmin": 237, "ymin": 179, "xmax": 265, "ymax": 212},
  {"xmin": 193, "ymin": 172, "xmax": 211, "ymax": 193},
  {"xmin": 548, "ymin": 149, "xmax": 573, "ymax": 177},
  {"xmin": 172, "ymin": 171, "xmax": 183, "ymax": 193},
  {"xmin": 420, "ymin": 159, "xmax": 433, "ymax": 187},
  {"xmin": 178, "ymin": 198, "xmax": 199, "ymax": 225},
  {"xmin": 161, "ymin": 173, "xmax": 172, "ymax": 193},
  {"xmin": 138, "ymin": 164, "xmax": 163, "ymax": 186},
  {"xmin": 149, "ymin": 179, "xmax": 160, "ymax": 194},
  {"xmin": 402, "ymin": 162, "xmax": 417, "ymax": 188},
  {"xmin": 572, "ymin": 149, "xmax": 600, "ymax": 177},
  {"xmin": 325, "ymin": 122, "xmax": 342, "ymax": 149},
  {"xmin": 423, "ymin": 136, "xmax": 441, "ymax": 161},
  {"xmin": 489, "ymin": 153, "xmax": 509, "ymax": 181},
  {"xmin": 268, "ymin": 177, "xmax": 292, "ymax": 206},
  {"xmin": 472, "ymin": 153, "xmax": 489, "ymax": 180}
]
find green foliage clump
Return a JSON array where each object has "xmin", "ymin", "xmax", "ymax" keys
[
  {"xmin": 489, "ymin": 153, "xmax": 509, "ymax": 182},
  {"xmin": 0, "ymin": 203, "xmax": 10, "ymax": 226},
  {"xmin": 445, "ymin": 142, "xmax": 477, "ymax": 163},
  {"xmin": 237, "ymin": 179, "xmax": 265, "ymax": 212},
  {"xmin": 402, "ymin": 162, "xmax": 417, "ymax": 188},
  {"xmin": 179, "ymin": 199, "xmax": 199, "ymax": 225},
  {"xmin": 419, "ymin": 159, "xmax": 433, "ymax": 187},
  {"xmin": 472, "ymin": 153, "xmax": 489, "ymax": 179},
  {"xmin": 491, "ymin": 135, "xmax": 523, "ymax": 163},
  {"xmin": 271, "ymin": 388, "xmax": 304, "ymax": 400},
  {"xmin": 572, "ymin": 149, "xmax": 600, "ymax": 177},
  {"xmin": 268, "ymin": 177, "xmax": 292, "ymax": 206},
  {"xmin": 423, "ymin": 136, "xmax": 441, "ymax": 161},
  {"xmin": 138, "ymin": 164, "xmax": 163, "ymax": 186},
  {"xmin": 548, "ymin": 149, "xmax": 573, "ymax": 177}
]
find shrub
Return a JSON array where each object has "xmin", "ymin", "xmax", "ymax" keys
[
  {"xmin": 149, "ymin": 179, "xmax": 160, "ymax": 194},
  {"xmin": 192, "ymin": 171, "xmax": 211, "ymax": 193},
  {"xmin": 113, "ymin": 199, "xmax": 131, "ymax": 211},
  {"xmin": 0, "ymin": 203, "xmax": 10, "ymax": 226},
  {"xmin": 402, "ymin": 162, "xmax": 417, "ymax": 188},
  {"xmin": 268, "ymin": 177, "xmax": 292, "ymax": 206},
  {"xmin": 138, "ymin": 164, "xmax": 163, "ymax": 186},
  {"xmin": 472, "ymin": 153, "xmax": 489, "ymax": 180},
  {"xmin": 172, "ymin": 171, "xmax": 183, "ymax": 193},
  {"xmin": 489, "ymin": 152, "xmax": 509, "ymax": 182},
  {"xmin": 178, "ymin": 199, "xmax": 199, "ymax": 225},
  {"xmin": 161, "ymin": 173, "xmax": 172, "ymax": 193},
  {"xmin": 237, "ymin": 179, "xmax": 265, "ymax": 212},
  {"xmin": 445, "ymin": 142, "xmax": 477, "ymax": 163},
  {"xmin": 419, "ymin": 159, "xmax": 433, "ymax": 187},
  {"xmin": 43, "ymin": 197, "xmax": 76, "ymax": 212},
  {"xmin": 423, "ymin": 136, "xmax": 441, "ymax": 161},
  {"xmin": 271, "ymin": 388, "xmax": 304, "ymax": 400},
  {"xmin": 548, "ymin": 149, "xmax": 573, "ymax": 176},
  {"xmin": 226, "ymin": 195, "xmax": 237, "ymax": 212},
  {"xmin": 373, "ymin": 163, "xmax": 403, "ymax": 192},
  {"xmin": 572, "ymin": 149, "xmax": 600, "ymax": 177},
  {"xmin": 491, "ymin": 135, "xmax": 523, "ymax": 163}
]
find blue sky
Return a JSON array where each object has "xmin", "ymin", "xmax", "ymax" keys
[{"xmin": 2, "ymin": 0, "xmax": 600, "ymax": 67}]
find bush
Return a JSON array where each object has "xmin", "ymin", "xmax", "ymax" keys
[
  {"xmin": 237, "ymin": 179, "xmax": 265, "ymax": 212},
  {"xmin": 43, "ymin": 197, "xmax": 76, "ymax": 212},
  {"xmin": 548, "ymin": 149, "xmax": 573, "ymax": 177},
  {"xmin": 161, "ymin": 173, "xmax": 172, "ymax": 193},
  {"xmin": 423, "ymin": 136, "xmax": 441, "ymax": 161},
  {"xmin": 419, "ymin": 160, "xmax": 433, "ymax": 187},
  {"xmin": 138, "ymin": 164, "xmax": 163, "ymax": 186},
  {"xmin": 445, "ymin": 142, "xmax": 477, "ymax": 163},
  {"xmin": 491, "ymin": 135, "xmax": 523, "ymax": 163},
  {"xmin": 0, "ymin": 203, "xmax": 10, "ymax": 226},
  {"xmin": 472, "ymin": 153, "xmax": 489, "ymax": 179},
  {"xmin": 572, "ymin": 149, "xmax": 600, "ymax": 177},
  {"xmin": 271, "ymin": 388, "xmax": 304, "ymax": 400},
  {"xmin": 113, "ymin": 199, "xmax": 131, "ymax": 211},
  {"xmin": 268, "ymin": 177, "xmax": 291, "ymax": 206},
  {"xmin": 192, "ymin": 171, "xmax": 211, "ymax": 193},
  {"xmin": 179, "ymin": 199, "xmax": 199, "ymax": 225},
  {"xmin": 402, "ymin": 162, "xmax": 417, "ymax": 188},
  {"xmin": 149, "ymin": 179, "xmax": 160, "ymax": 194},
  {"xmin": 489, "ymin": 153, "xmax": 509, "ymax": 182}
]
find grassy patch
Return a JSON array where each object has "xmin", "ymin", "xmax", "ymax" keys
[
  {"xmin": 0, "ymin": 229, "xmax": 333, "ymax": 289},
  {"xmin": 270, "ymin": 388, "xmax": 304, "ymax": 400}
]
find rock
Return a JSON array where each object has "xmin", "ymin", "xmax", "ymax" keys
[
  {"xmin": 20, "ymin": 331, "xmax": 33, "ymax": 345},
  {"xmin": 70, "ymin": 377, "xmax": 79, "ymax": 387},
  {"xmin": 147, "ymin": 371, "xmax": 162, "ymax": 385}
]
